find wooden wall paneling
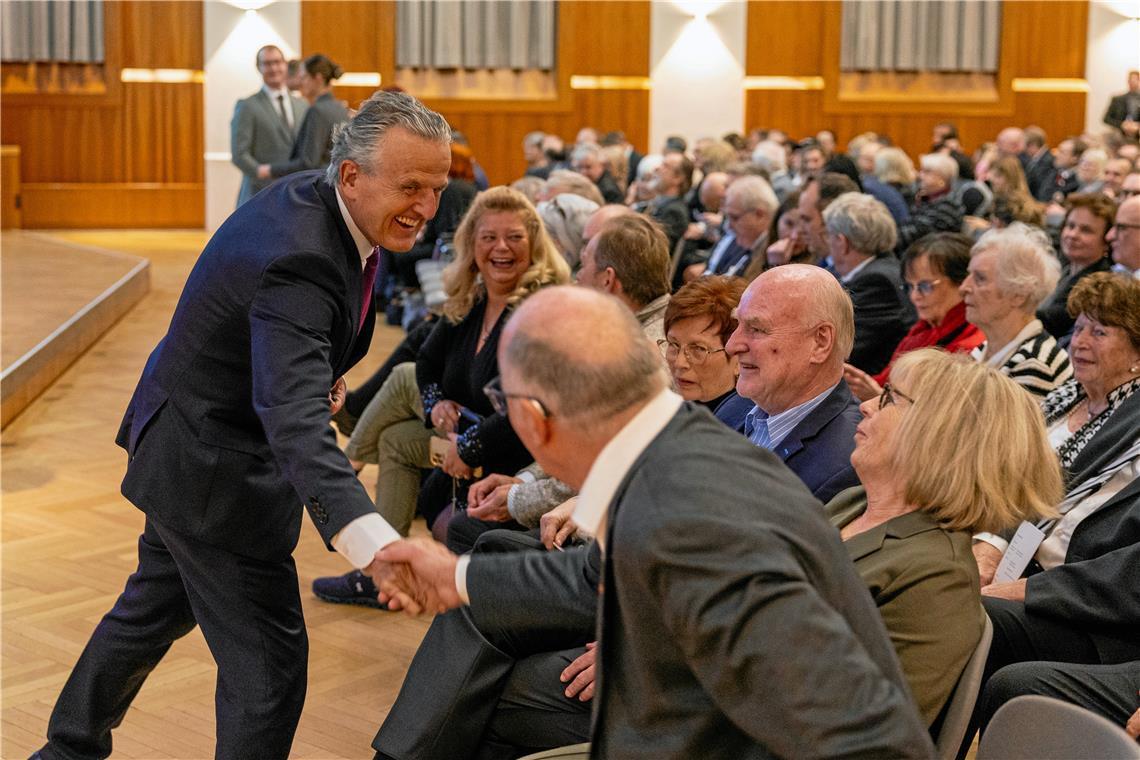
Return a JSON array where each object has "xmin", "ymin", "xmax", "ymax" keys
[
  {"xmin": 746, "ymin": 1, "xmax": 826, "ymax": 75},
  {"xmin": 118, "ymin": 1, "xmax": 203, "ymax": 69},
  {"xmin": 745, "ymin": 0, "xmax": 1089, "ymax": 158},
  {"xmin": 1001, "ymin": 1, "xmax": 1088, "ymax": 78},
  {"xmin": 297, "ymin": 1, "xmax": 650, "ymax": 188},
  {"xmin": 122, "ymin": 82, "xmax": 205, "ymax": 183},
  {"xmin": 745, "ymin": 90, "xmax": 1088, "ymax": 164},
  {"xmin": 20, "ymin": 184, "xmax": 205, "ymax": 228},
  {"xmin": 561, "ymin": 1, "xmax": 651, "ymax": 77},
  {"xmin": 1, "ymin": 146, "xmax": 23, "ymax": 229},
  {"xmin": 301, "ymin": 1, "xmax": 394, "ymax": 85},
  {"xmin": 0, "ymin": 2, "xmax": 122, "ymax": 107},
  {"xmin": 0, "ymin": 105, "xmax": 125, "ymax": 183},
  {"xmin": 0, "ymin": 1, "xmax": 206, "ymax": 227}
]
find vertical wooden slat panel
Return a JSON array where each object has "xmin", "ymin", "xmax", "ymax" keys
[
  {"xmin": 119, "ymin": 1, "xmax": 203, "ymax": 69},
  {"xmin": 744, "ymin": 0, "xmax": 1090, "ymax": 158},
  {"xmin": 1, "ymin": 1, "xmax": 205, "ymax": 226},
  {"xmin": 299, "ymin": 0, "xmax": 651, "ymax": 188}
]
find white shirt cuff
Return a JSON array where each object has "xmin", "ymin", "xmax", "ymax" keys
[
  {"xmin": 973, "ymin": 532, "xmax": 1009, "ymax": 554},
  {"xmin": 455, "ymin": 554, "xmax": 472, "ymax": 605},
  {"xmin": 331, "ymin": 513, "xmax": 401, "ymax": 569},
  {"xmin": 517, "ymin": 469, "xmax": 538, "ymax": 484}
]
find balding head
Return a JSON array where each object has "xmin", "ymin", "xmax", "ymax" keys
[
  {"xmin": 996, "ymin": 128, "xmax": 1026, "ymax": 157},
  {"xmin": 583, "ymin": 204, "xmax": 635, "ymax": 242},
  {"xmin": 726, "ymin": 264, "xmax": 854, "ymax": 414},
  {"xmin": 699, "ymin": 171, "xmax": 729, "ymax": 212},
  {"xmin": 1109, "ymin": 195, "xmax": 1140, "ymax": 273},
  {"xmin": 500, "ymin": 287, "xmax": 666, "ymax": 435}
]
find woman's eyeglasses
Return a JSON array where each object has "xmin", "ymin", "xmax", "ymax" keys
[
  {"xmin": 903, "ymin": 279, "xmax": 943, "ymax": 296},
  {"xmin": 878, "ymin": 382, "xmax": 915, "ymax": 409},
  {"xmin": 657, "ymin": 339, "xmax": 727, "ymax": 365}
]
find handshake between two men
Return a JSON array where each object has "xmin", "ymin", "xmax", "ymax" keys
[{"xmin": 361, "ymin": 495, "xmax": 582, "ymax": 615}]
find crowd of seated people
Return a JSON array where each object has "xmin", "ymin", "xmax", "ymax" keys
[{"xmin": 315, "ymin": 112, "xmax": 1140, "ymax": 753}]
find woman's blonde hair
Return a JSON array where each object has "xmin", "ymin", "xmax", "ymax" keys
[
  {"xmin": 989, "ymin": 155, "xmax": 1045, "ymax": 226},
  {"xmin": 874, "ymin": 147, "xmax": 916, "ymax": 186},
  {"xmin": 441, "ymin": 186, "xmax": 571, "ymax": 323},
  {"xmin": 889, "ymin": 349, "xmax": 1061, "ymax": 533}
]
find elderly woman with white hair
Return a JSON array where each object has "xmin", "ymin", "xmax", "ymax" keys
[
  {"xmin": 896, "ymin": 152, "xmax": 965, "ymax": 252},
  {"xmin": 960, "ymin": 223, "xmax": 1073, "ymax": 396},
  {"xmin": 537, "ymin": 193, "xmax": 599, "ymax": 271}
]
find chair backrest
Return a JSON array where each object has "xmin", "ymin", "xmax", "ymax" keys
[
  {"xmin": 978, "ymin": 695, "xmax": 1140, "ymax": 760},
  {"xmin": 934, "ymin": 611, "xmax": 993, "ymax": 760}
]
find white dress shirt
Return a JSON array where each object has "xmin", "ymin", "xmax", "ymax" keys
[
  {"xmin": 456, "ymin": 388, "xmax": 683, "ymax": 602},
  {"xmin": 262, "ymin": 84, "xmax": 295, "ymax": 129},
  {"xmin": 329, "ymin": 189, "xmax": 399, "ymax": 569}
]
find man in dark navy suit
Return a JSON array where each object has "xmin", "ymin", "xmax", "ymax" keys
[
  {"xmin": 727, "ymin": 263, "xmax": 862, "ymax": 503},
  {"xmin": 37, "ymin": 91, "xmax": 452, "ymax": 760}
]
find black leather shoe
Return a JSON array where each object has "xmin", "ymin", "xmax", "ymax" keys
[{"xmin": 312, "ymin": 569, "xmax": 386, "ymax": 609}]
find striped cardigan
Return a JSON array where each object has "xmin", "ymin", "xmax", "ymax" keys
[{"xmin": 973, "ymin": 320, "xmax": 1072, "ymax": 397}]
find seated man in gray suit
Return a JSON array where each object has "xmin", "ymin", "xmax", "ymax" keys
[
  {"xmin": 373, "ymin": 266, "xmax": 865, "ymax": 758},
  {"xmin": 230, "ymin": 44, "xmax": 307, "ymax": 207},
  {"xmin": 372, "ymin": 286, "xmax": 933, "ymax": 759}
]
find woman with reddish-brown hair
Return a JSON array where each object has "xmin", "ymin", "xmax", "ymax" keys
[{"xmin": 658, "ymin": 275, "xmax": 747, "ymax": 416}]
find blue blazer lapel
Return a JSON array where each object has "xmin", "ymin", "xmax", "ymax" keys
[{"xmin": 774, "ymin": 381, "xmax": 853, "ymax": 462}]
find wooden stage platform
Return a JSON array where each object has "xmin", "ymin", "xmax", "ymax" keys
[
  {"xmin": 1, "ymin": 231, "xmax": 150, "ymax": 427},
  {"xmin": 2, "ymin": 230, "xmax": 428, "ymax": 758}
]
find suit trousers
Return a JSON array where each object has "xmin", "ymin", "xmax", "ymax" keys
[
  {"xmin": 373, "ymin": 532, "xmax": 592, "ymax": 760},
  {"xmin": 343, "ymin": 362, "xmax": 435, "ymax": 536},
  {"xmin": 958, "ymin": 596, "xmax": 1103, "ymax": 757},
  {"xmin": 40, "ymin": 516, "xmax": 307, "ymax": 760},
  {"xmin": 977, "ymin": 660, "xmax": 1140, "ymax": 734}
]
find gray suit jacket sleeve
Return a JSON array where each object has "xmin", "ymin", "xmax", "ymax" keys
[
  {"xmin": 466, "ymin": 542, "xmax": 600, "ymax": 644},
  {"xmin": 231, "ymin": 98, "xmax": 259, "ymax": 178}
]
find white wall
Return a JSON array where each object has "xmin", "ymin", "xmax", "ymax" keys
[
  {"xmin": 203, "ymin": 0, "xmax": 301, "ymax": 231},
  {"xmin": 649, "ymin": 0, "xmax": 746, "ymax": 155},
  {"xmin": 1085, "ymin": 1, "xmax": 1140, "ymax": 137}
]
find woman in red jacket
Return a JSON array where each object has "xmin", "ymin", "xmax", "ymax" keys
[{"xmin": 844, "ymin": 232, "xmax": 984, "ymax": 400}]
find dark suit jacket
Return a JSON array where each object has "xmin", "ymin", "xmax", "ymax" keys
[
  {"xmin": 116, "ymin": 171, "xmax": 376, "ymax": 562},
  {"xmin": 1024, "ymin": 149, "xmax": 1056, "ymax": 201},
  {"xmin": 591, "ymin": 405, "xmax": 932, "ymax": 759},
  {"xmin": 270, "ymin": 92, "xmax": 349, "ymax": 178},
  {"xmin": 230, "ymin": 89, "xmax": 307, "ymax": 206},
  {"xmin": 594, "ymin": 170, "xmax": 624, "ymax": 204},
  {"xmin": 845, "ymin": 255, "xmax": 917, "ymax": 375},
  {"xmin": 1025, "ymin": 476, "xmax": 1140, "ymax": 663},
  {"xmin": 735, "ymin": 380, "xmax": 861, "ymax": 504},
  {"xmin": 1104, "ymin": 92, "xmax": 1140, "ymax": 131},
  {"xmin": 649, "ymin": 194, "xmax": 690, "ymax": 252},
  {"xmin": 1036, "ymin": 257, "xmax": 1113, "ymax": 343}
]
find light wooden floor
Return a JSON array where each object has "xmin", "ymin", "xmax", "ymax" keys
[{"xmin": 2, "ymin": 230, "xmax": 430, "ymax": 758}]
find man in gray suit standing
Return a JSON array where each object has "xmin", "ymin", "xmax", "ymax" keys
[
  {"xmin": 231, "ymin": 45, "xmax": 308, "ymax": 207},
  {"xmin": 375, "ymin": 287, "xmax": 933, "ymax": 759}
]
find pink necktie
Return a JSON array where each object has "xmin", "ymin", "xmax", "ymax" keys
[{"xmin": 359, "ymin": 247, "xmax": 379, "ymax": 333}]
